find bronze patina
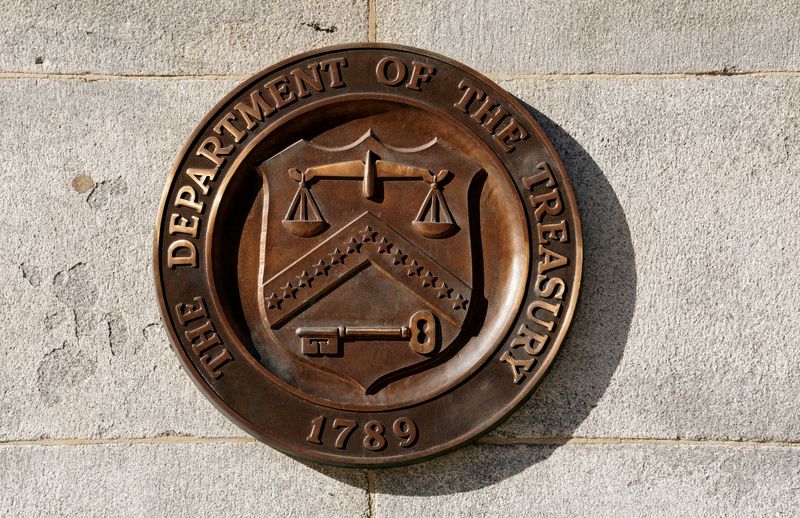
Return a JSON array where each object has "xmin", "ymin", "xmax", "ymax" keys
[{"xmin": 154, "ymin": 44, "xmax": 582, "ymax": 467}]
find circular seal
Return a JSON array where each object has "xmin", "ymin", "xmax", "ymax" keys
[{"xmin": 154, "ymin": 44, "xmax": 581, "ymax": 467}]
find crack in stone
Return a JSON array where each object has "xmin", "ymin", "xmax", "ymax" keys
[
  {"xmin": 302, "ymin": 21, "xmax": 337, "ymax": 33},
  {"xmin": 36, "ymin": 340, "xmax": 97, "ymax": 406},
  {"xmin": 86, "ymin": 177, "xmax": 127, "ymax": 210},
  {"xmin": 19, "ymin": 262, "xmax": 42, "ymax": 287},
  {"xmin": 53, "ymin": 262, "xmax": 97, "ymax": 311}
]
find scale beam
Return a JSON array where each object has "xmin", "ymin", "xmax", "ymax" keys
[
  {"xmin": 298, "ymin": 151, "xmax": 449, "ymax": 200},
  {"xmin": 283, "ymin": 151, "xmax": 457, "ymax": 238}
]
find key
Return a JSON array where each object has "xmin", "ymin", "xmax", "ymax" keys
[{"xmin": 296, "ymin": 310, "xmax": 436, "ymax": 356}]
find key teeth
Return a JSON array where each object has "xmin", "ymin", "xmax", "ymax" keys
[{"xmin": 400, "ymin": 325, "xmax": 410, "ymax": 339}]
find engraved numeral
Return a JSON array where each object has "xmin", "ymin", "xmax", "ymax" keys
[
  {"xmin": 306, "ymin": 415, "xmax": 325, "ymax": 444},
  {"xmin": 363, "ymin": 420, "xmax": 387, "ymax": 451},
  {"xmin": 392, "ymin": 417, "xmax": 418, "ymax": 447},
  {"xmin": 306, "ymin": 416, "xmax": 418, "ymax": 450},
  {"xmin": 332, "ymin": 418, "xmax": 357, "ymax": 449}
]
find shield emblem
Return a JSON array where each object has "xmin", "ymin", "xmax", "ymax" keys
[{"xmin": 257, "ymin": 130, "xmax": 480, "ymax": 393}]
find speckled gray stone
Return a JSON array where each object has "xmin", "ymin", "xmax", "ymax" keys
[
  {"xmin": 491, "ymin": 76, "xmax": 800, "ymax": 442},
  {"xmin": 0, "ymin": 0, "xmax": 367, "ymax": 76},
  {"xmin": 373, "ymin": 443, "xmax": 800, "ymax": 517},
  {"xmin": 0, "ymin": 441, "xmax": 368, "ymax": 517},
  {"xmin": 0, "ymin": 78, "xmax": 242, "ymax": 441},
  {"xmin": 2, "ymin": 1, "xmax": 799, "ymax": 516},
  {"xmin": 377, "ymin": 0, "xmax": 800, "ymax": 75},
  {"xmin": 1, "ymin": 76, "xmax": 798, "ymax": 444}
]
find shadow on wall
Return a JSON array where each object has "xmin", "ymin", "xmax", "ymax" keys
[{"xmin": 308, "ymin": 103, "xmax": 637, "ymax": 495}]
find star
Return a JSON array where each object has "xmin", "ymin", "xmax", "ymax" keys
[
  {"xmin": 295, "ymin": 270, "xmax": 313, "ymax": 287},
  {"xmin": 376, "ymin": 237, "xmax": 392, "ymax": 254},
  {"xmin": 451, "ymin": 293, "xmax": 468, "ymax": 310},
  {"xmin": 406, "ymin": 259, "xmax": 423, "ymax": 277},
  {"xmin": 281, "ymin": 282, "xmax": 297, "ymax": 299},
  {"xmin": 391, "ymin": 248, "xmax": 406, "ymax": 265},
  {"xmin": 312, "ymin": 259, "xmax": 329, "ymax": 276},
  {"xmin": 421, "ymin": 270, "xmax": 437, "ymax": 287},
  {"xmin": 328, "ymin": 247, "xmax": 346, "ymax": 265},
  {"xmin": 357, "ymin": 225, "xmax": 377, "ymax": 242},
  {"xmin": 266, "ymin": 292, "xmax": 282, "ymax": 309},
  {"xmin": 436, "ymin": 282, "xmax": 452, "ymax": 299},
  {"xmin": 344, "ymin": 237, "xmax": 362, "ymax": 253}
]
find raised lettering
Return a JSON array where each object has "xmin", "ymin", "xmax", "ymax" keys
[
  {"xmin": 264, "ymin": 75, "xmax": 297, "ymax": 109},
  {"xmin": 454, "ymin": 79, "xmax": 528, "ymax": 152},
  {"xmin": 185, "ymin": 319, "xmax": 221, "ymax": 356},
  {"xmin": 494, "ymin": 118, "xmax": 528, "ymax": 152},
  {"xmin": 320, "ymin": 57, "xmax": 347, "ymax": 88},
  {"xmin": 511, "ymin": 323, "xmax": 548, "ymax": 356},
  {"xmin": 306, "ymin": 416, "xmax": 325, "ymax": 444},
  {"xmin": 168, "ymin": 213, "xmax": 199, "ymax": 238},
  {"xmin": 405, "ymin": 61, "xmax": 435, "ymax": 91},
  {"xmin": 537, "ymin": 220, "xmax": 568, "ymax": 244},
  {"xmin": 199, "ymin": 348, "xmax": 232, "ymax": 380},
  {"xmin": 175, "ymin": 185, "xmax": 204, "ymax": 213},
  {"xmin": 186, "ymin": 167, "xmax": 218, "ymax": 196},
  {"xmin": 535, "ymin": 274, "xmax": 566, "ymax": 300},
  {"xmin": 499, "ymin": 350, "xmax": 535, "ymax": 384},
  {"xmin": 538, "ymin": 245, "xmax": 569, "ymax": 274},
  {"xmin": 527, "ymin": 299, "xmax": 561, "ymax": 331},
  {"xmin": 167, "ymin": 239, "xmax": 197, "ymax": 268},
  {"xmin": 531, "ymin": 188, "xmax": 563, "ymax": 222},
  {"xmin": 522, "ymin": 162, "xmax": 557, "ymax": 190},
  {"xmin": 454, "ymin": 79, "xmax": 483, "ymax": 112},
  {"xmin": 213, "ymin": 113, "xmax": 246, "ymax": 143},
  {"xmin": 184, "ymin": 317, "xmax": 233, "ymax": 380},
  {"xmin": 290, "ymin": 63, "xmax": 324, "ymax": 97},
  {"xmin": 175, "ymin": 296, "xmax": 207, "ymax": 325},
  {"xmin": 306, "ymin": 416, "xmax": 418, "ymax": 449},
  {"xmin": 376, "ymin": 56, "xmax": 407, "ymax": 86},
  {"xmin": 470, "ymin": 96, "xmax": 509, "ymax": 132},
  {"xmin": 196, "ymin": 136, "xmax": 233, "ymax": 167},
  {"xmin": 234, "ymin": 91, "xmax": 277, "ymax": 130}
]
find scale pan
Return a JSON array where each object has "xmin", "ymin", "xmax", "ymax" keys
[
  {"xmin": 412, "ymin": 220, "xmax": 459, "ymax": 239},
  {"xmin": 282, "ymin": 219, "xmax": 329, "ymax": 237}
]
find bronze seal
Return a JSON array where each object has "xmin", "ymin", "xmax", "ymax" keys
[{"xmin": 154, "ymin": 44, "xmax": 582, "ymax": 466}]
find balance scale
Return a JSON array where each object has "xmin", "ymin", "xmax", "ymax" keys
[{"xmin": 282, "ymin": 150, "xmax": 459, "ymax": 239}]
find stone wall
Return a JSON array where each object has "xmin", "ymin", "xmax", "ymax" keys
[{"xmin": 1, "ymin": 1, "xmax": 798, "ymax": 515}]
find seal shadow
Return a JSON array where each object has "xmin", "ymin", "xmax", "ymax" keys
[{"xmin": 302, "ymin": 102, "xmax": 637, "ymax": 495}]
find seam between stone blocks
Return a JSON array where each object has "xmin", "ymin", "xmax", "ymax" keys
[
  {"xmin": 491, "ymin": 70, "xmax": 800, "ymax": 81},
  {"xmin": 477, "ymin": 436, "xmax": 800, "ymax": 448},
  {"xmin": 0, "ymin": 71, "xmax": 251, "ymax": 81},
  {"xmin": 366, "ymin": 470, "xmax": 376, "ymax": 518},
  {"xmin": 368, "ymin": 0, "xmax": 377, "ymax": 42},
  {"xmin": 0, "ymin": 70, "xmax": 799, "ymax": 82},
  {"xmin": 1, "ymin": 435, "xmax": 798, "ymax": 448},
  {"xmin": 0, "ymin": 435, "xmax": 258, "ymax": 447}
]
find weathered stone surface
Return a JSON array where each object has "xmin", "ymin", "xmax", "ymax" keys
[
  {"xmin": 0, "ymin": 0, "xmax": 367, "ymax": 76},
  {"xmin": 0, "ymin": 441, "xmax": 368, "ymax": 517},
  {"xmin": 377, "ymin": 0, "xmax": 800, "ymax": 75},
  {"xmin": 0, "ymin": 78, "xmax": 243, "ymax": 440},
  {"xmin": 1, "ymin": 1, "xmax": 797, "ymax": 516},
  {"xmin": 374, "ymin": 443, "xmax": 800, "ymax": 516},
  {"xmin": 1, "ymin": 75, "xmax": 797, "ymax": 445},
  {"xmin": 492, "ymin": 76, "xmax": 800, "ymax": 441}
]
